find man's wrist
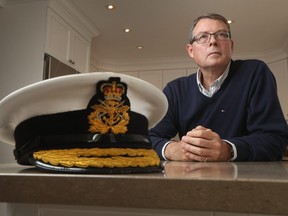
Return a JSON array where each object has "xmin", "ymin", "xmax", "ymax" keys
[
  {"xmin": 223, "ymin": 139, "xmax": 237, "ymax": 161},
  {"xmin": 162, "ymin": 141, "xmax": 173, "ymax": 160}
]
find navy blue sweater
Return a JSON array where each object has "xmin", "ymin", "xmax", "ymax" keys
[{"xmin": 149, "ymin": 59, "xmax": 288, "ymax": 161}]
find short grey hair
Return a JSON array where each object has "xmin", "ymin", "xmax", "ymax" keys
[{"xmin": 189, "ymin": 13, "xmax": 231, "ymax": 44}]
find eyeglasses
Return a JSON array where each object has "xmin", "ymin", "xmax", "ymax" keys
[{"xmin": 191, "ymin": 31, "xmax": 231, "ymax": 44}]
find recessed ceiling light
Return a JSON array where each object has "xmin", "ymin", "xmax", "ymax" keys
[
  {"xmin": 228, "ymin": 20, "xmax": 233, "ymax": 24},
  {"xmin": 124, "ymin": 28, "xmax": 130, "ymax": 33},
  {"xmin": 137, "ymin": 46, "xmax": 143, "ymax": 50},
  {"xmin": 106, "ymin": 4, "xmax": 115, "ymax": 10}
]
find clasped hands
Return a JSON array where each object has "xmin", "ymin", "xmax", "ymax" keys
[{"xmin": 164, "ymin": 125, "xmax": 232, "ymax": 162}]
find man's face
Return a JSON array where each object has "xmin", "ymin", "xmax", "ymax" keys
[{"xmin": 186, "ymin": 18, "xmax": 234, "ymax": 71}]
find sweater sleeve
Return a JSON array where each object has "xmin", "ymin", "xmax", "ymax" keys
[
  {"xmin": 149, "ymin": 83, "xmax": 180, "ymax": 160},
  {"xmin": 227, "ymin": 61, "xmax": 288, "ymax": 161}
]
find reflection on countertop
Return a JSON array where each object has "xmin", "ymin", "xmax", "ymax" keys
[
  {"xmin": 163, "ymin": 161, "xmax": 237, "ymax": 179},
  {"xmin": 163, "ymin": 161, "xmax": 288, "ymax": 182}
]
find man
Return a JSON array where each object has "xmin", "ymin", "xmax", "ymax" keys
[{"xmin": 149, "ymin": 13, "xmax": 288, "ymax": 162}]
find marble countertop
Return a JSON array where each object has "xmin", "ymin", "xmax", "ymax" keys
[{"xmin": 1, "ymin": 161, "xmax": 288, "ymax": 215}]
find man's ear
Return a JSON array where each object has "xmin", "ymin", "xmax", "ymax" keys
[
  {"xmin": 186, "ymin": 44, "xmax": 194, "ymax": 59},
  {"xmin": 230, "ymin": 39, "xmax": 234, "ymax": 52}
]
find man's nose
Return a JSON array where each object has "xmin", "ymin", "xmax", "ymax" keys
[{"xmin": 209, "ymin": 35, "xmax": 218, "ymax": 46}]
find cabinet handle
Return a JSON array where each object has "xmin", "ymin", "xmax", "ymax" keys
[{"xmin": 69, "ymin": 59, "xmax": 75, "ymax": 65}]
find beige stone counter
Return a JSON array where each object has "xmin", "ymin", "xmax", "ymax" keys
[{"xmin": 1, "ymin": 161, "xmax": 288, "ymax": 215}]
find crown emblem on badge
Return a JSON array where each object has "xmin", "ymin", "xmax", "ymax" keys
[
  {"xmin": 101, "ymin": 81, "xmax": 125, "ymax": 101},
  {"xmin": 88, "ymin": 77, "xmax": 130, "ymax": 134}
]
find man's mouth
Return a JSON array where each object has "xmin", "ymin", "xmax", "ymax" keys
[{"xmin": 208, "ymin": 51, "xmax": 221, "ymax": 56}]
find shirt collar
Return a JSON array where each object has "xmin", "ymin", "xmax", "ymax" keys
[{"xmin": 196, "ymin": 61, "xmax": 231, "ymax": 97}]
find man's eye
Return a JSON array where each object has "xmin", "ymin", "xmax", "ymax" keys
[
  {"xmin": 218, "ymin": 32, "xmax": 229, "ymax": 38},
  {"xmin": 198, "ymin": 34, "xmax": 209, "ymax": 40}
]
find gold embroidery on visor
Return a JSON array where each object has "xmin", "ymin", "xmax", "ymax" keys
[{"xmin": 33, "ymin": 148, "xmax": 160, "ymax": 168}]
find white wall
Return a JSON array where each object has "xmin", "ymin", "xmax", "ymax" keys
[
  {"xmin": 268, "ymin": 58, "xmax": 288, "ymax": 118},
  {"xmin": 0, "ymin": 0, "xmax": 48, "ymax": 163}
]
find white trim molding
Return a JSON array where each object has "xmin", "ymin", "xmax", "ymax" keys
[
  {"xmin": 2, "ymin": 0, "xmax": 40, "ymax": 5},
  {"xmin": 90, "ymin": 53, "xmax": 197, "ymax": 72}
]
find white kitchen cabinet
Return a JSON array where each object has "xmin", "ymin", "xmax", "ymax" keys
[{"xmin": 45, "ymin": 8, "xmax": 90, "ymax": 73}]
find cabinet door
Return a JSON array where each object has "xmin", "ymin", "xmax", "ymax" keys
[
  {"xmin": 70, "ymin": 32, "xmax": 90, "ymax": 72},
  {"xmin": 45, "ymin": 9, "xmax": 71, "ymax": 65}
]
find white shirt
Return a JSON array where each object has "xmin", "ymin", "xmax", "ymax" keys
[{"xmin": 196, "ymin": 62, "xmax": 230, "ymax": 97}]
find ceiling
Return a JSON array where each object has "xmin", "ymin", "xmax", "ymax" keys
[{"xmin": 69, "ymin": 0, "xmax": 288, "ymax": 67}]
